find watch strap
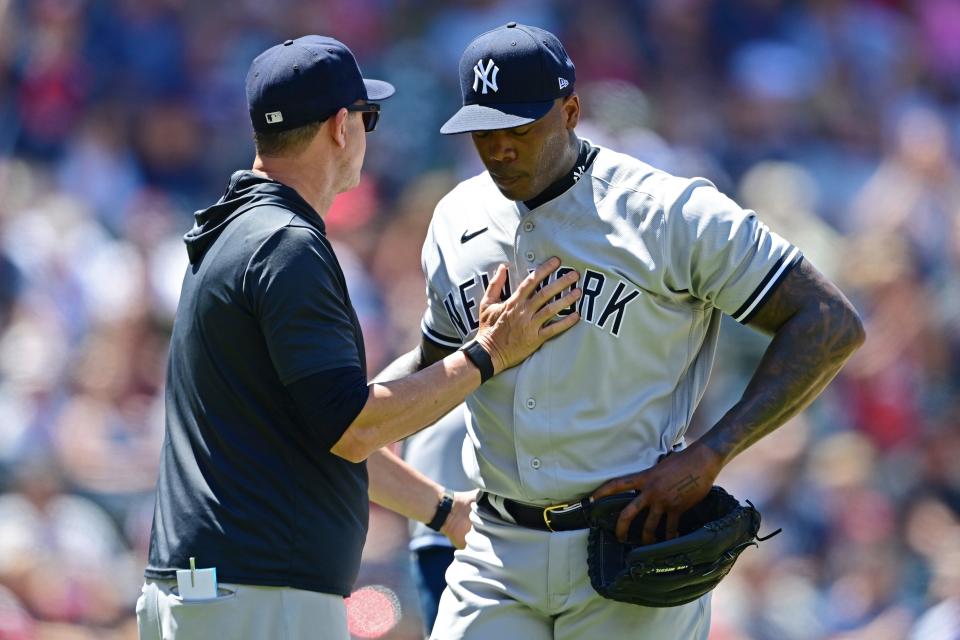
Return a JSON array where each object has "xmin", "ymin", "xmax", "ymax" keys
[
  {"xmin": 427, "ymin": 489, "xmax": 455, "ymax": 532},
  {"xmin": 460, "ymin": 340, "xmax": 494, "ymax": 383}
]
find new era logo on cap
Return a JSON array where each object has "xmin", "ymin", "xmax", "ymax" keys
[
  {"xmin": 558, "ymin": 77, "xmax": 569, "ymax": 90},
  {"xmin": 265, "ymin": 111, "xmax": 284, "ymax": 124}
]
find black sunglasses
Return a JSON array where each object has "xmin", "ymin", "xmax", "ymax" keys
[{"xmin": 346, "ymin": 103, "xmax": 381, "ymax": 132}]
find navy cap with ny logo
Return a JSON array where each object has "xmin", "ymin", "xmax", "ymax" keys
[{"xmin": 441, "ymin": 22, "xmax": 576, "ymax": 135}]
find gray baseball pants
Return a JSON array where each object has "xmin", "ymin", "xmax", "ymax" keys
[{"xmin": 136, "ymin": 579, "xmax": 349, "ymax": 640}]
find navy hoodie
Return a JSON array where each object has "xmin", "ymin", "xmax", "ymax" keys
[{"xmin": 146, "ymin": 171, "xmax": 369, "ymax": 596}]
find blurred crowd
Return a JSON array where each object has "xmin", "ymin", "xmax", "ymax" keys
[{"xmin": 0, "ymin": 0, "xmax": 959, "ymax": 638}]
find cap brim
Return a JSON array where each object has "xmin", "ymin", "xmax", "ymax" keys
[
  {"xmin": 440, "ymin": 101, "xmax": 554, "ymax": 135},
  {"xmin": 363, "ymin": 79, "xmax": 395, "ymax": 101}
]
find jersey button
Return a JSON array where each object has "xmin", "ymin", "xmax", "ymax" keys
[
  {"xmin": 531, "ymin": 458, "xmax": 542, "ymax": 469},
  {"xmin": 525, "ymin": 251, "xmax": 535, "ymax": 262},
  {"xmin": 523, "ymin": 221, "xmax": 534, "ymax": 232},
  {"xmin": 525, "ymin": 398, "xmax": 536, "ymax": 409}
]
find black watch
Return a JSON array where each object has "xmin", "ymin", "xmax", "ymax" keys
[
  {"xmin": 426, "ymin": 489, "xmax": 455, "ymax": 532},
  {"xmin": 460, "ymin": 340, "xmax": 495, "ymax": 383}
]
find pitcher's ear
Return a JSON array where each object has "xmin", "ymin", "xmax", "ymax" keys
[{"xmin": 563, "ymin": 94, "xmax": 580, "ymax": 129}]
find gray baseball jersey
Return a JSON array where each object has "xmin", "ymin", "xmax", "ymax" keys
[{"xmin": 420, "ymin": 144, "xmax": 801, "ymax": 505}]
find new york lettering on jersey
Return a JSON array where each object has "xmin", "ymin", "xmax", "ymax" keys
[{"xmin": 441, "ymin": 266, "xmax": 641, "ymax": 341}]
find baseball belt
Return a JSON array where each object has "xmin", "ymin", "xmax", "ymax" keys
[{"xmin": 478, "ymin": 492, "xmax": 591, "ymax": 532}]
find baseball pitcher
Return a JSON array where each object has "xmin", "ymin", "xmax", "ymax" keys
[{"xmin": 377, "ymin": 23, "xmax": 864, "ymax": 639}]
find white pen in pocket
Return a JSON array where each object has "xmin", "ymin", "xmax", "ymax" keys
[{"xmin": 176, "ymin": 557, "xmax": 218, "ymax": 600}]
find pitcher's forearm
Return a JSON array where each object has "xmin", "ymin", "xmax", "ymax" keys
[
  {"xmin": 372, "ymin": 336, "xmax": 454, "ymax": 384},
  {"xmin": 371, "ymin": 346, "xmax": 425, "ymax": 384},
  {"xmin": 701, "ymin": 296, "xmax": 864, "ymax": 464}
]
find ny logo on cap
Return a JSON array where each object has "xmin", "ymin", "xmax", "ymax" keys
[{"xmin": 473, "ymin": 59, "xmax": 499, "ymax": 94}]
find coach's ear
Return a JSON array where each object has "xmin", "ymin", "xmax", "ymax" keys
[
  {"xmin": 328, "ymin": 108, "xmax": 350, "ymax": 149},
  {"xmin": 562, "ymin": 94, "xmax": 580, "ymax": 130}
]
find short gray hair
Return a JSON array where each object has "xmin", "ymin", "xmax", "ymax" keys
[{"xmin": 253, "ymin": 120, "xmax": 323, "ymax": 156}]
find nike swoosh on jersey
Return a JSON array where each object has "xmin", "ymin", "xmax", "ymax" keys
[{"xmin": 460, "ymin": 227, "xmax": 489, "ymax": 243}]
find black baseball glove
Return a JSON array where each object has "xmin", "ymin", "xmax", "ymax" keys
[{"xmin": 586, "ymin": 486, "xmax": 779, "ymax": 608}]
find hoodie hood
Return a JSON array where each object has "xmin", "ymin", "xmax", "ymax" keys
[{"xmin": 184, "ymin": 171, "xmax": 322, "ymax": 264}]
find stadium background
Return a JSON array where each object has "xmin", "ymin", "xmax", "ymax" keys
[{"xmin": 1, "ymin": 0, "xmax": 959, "ymax": 638}]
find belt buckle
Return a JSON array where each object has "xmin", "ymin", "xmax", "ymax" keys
[{"xmin": 542, "ymin": 503, "xmax": 572, "ymax": 532}]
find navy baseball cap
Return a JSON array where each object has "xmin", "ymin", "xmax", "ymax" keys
[
  {"xmin": 246, "ymin": 35, "xmax": 395, "ymax": 133},
  {"xmin": 440, "ymin": 22, "xmax": 575, "ymax": 135}
]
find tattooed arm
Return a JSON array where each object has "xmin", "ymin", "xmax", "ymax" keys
[
  {"xmin": 592, "ymin": 259, "xmax": 865, "ymax": 542},
  {"xmin": 699, "ymin": 259, "xmax": 865, "ymax": 461}
]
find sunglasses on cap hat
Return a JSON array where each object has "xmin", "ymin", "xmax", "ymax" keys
[{"xmin": 346, "ymin": 103, "xmax": 381, "ymax": 132}]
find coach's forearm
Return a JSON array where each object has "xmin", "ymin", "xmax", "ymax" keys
[
  {"xmin": 367, "ymin": 448, "xmax": 443, "ymax": 523},
  {"xmin": 331, "ymin": 351, "xmax": 479, "ymax": 462},
  {"xmin": 699, "ymin": 299, "xmax": 865, "ymax": 465}
]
